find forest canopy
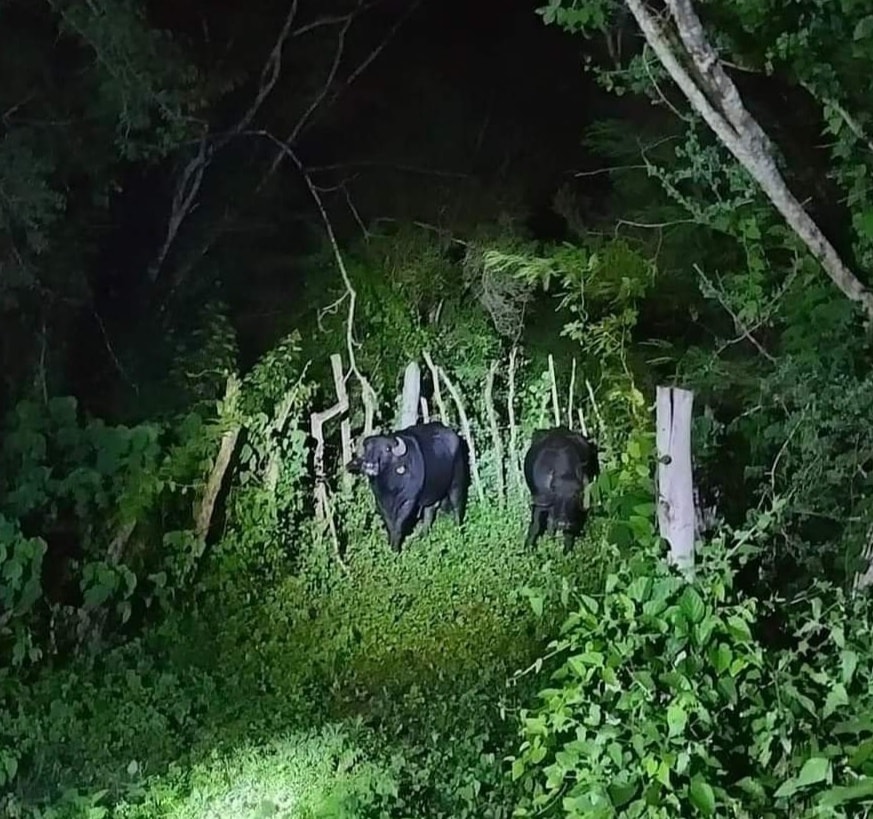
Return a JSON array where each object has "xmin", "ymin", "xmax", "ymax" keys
[{"xmin": 2, "ymin": 0, "xmax": 873, "ymax": 817}]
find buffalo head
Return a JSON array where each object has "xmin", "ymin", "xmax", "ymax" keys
[{"xmin": 346, "ymin": 433, "xmax": 408, "ymax": 478}]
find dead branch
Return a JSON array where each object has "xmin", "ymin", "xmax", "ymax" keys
[
  {"xmin": 311, "ymin": 354, "xmax": 350, "ymax": 518},
  {"xmin": 152, "ymin": 1, "xmax": 412, "ymax": 302},
  {"xmin": 567, "ymin": 357, "xmax": 577, "ymax": 428},
  {"xmin": 340, "ymin": 415, "xmax": 353, "ymax": 489},
  {"xmin": 422, "ymin": 349, "xmax": 450, "ymax": 423},
  {"xmin": 308, "ymin": 159, "xmax": 470, "ymax": 180},
  {"xmin": 576, "ymin": 408, "xmax": 589, "ymax": 438},
  {"xmin": 261, "ymin": 0, "xmax": 422, "ymax": 184},
  {"xmin": 261, "ymin": 134, "xmax": 378, "ymax": 436},
  {"xmin": 852, "ymin": 525, "xmax": 873, "ymax": 595},
  {"xmin": 310, "ymin": 353, "xmax": 349, "ymax": 571},
  {"xmin": 584, "ymin": 378, "xmax": 604, "ymax": 434},
  {"xmin": 507, "ymin": 346, "xmax": 521, "ymax": 490},
  {"xmin": 625, "ymin": 0, "xmax": 873, "ymax": 320},
  {"xmin": 547, "ymin": 353, "xmax": 561, "ymax": 427},
  {"xmin": 149, "ymin": 1, "xmax": 302, "ymax": 285},
  {"xmin": 484, "ymin": 359, "xmax": 505, "ymax": 504},
  {"xmin": 106, "ymin": 520, "xmax": 137, "ymax": 567},
  {"xmin": 195, "ymin": 426, "xmax": 241, "ymax": 543},
  {"xmin": 195, "ymin": 374, "xmax": 242, "ymax": 543},
  {"xmin": 436, "ymin": 363, "xmax": 485, "ymax": 504},
  {"xmin": 265, "ymin": 360, "xmax": 312, "ymax": 491}
]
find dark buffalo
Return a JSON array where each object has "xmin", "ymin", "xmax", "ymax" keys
[
  {"xmin": 523, "ymin": 426, "xmax": 600, "ymax": 549},
  {"xmin": 346, "ymin": 422, "xmax": 469, "ymax": 552}
]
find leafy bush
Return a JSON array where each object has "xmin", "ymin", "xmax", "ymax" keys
[{"xmin": 509, "ymin": 428, "xmax": 873, "ymax": 817}]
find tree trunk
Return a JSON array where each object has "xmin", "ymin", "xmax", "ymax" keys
[
  {"xmin": 656, "ymin": 386, "xmax": 696, "ymax": 576},
  {"xmin": 624, "ymin": 0, "xmax": 873, "ymax": 321}
]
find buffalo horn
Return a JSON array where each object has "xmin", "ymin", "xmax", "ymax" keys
[{"xmin": 391, "ymin": 436, "xmax": 408, "ymax": 457}]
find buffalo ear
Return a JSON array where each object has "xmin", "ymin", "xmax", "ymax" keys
[
  {"xmin": 391, "ymin": 436, "xmax": 408, "ymax": 457},
  {"xmin": 532, "ymin": 492, "xmax": 552, "ymax": 508}
]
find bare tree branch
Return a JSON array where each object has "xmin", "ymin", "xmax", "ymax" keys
[
  {"xmin": 261, "ymin": 0, "xmax": 423, "ymax": 185},
  {"xmin": 624, "ymin": 0, "xmax": 873, "ymax": 320},
  {"xmin": 258, "ymin": 131, "xmax": 378, "ymax": 435},
  {"xmin": 154, "ymin": 1, "xmax": 420, "ymax": 305},
  {"xmin": 149, "ymin": 1, "xmax": 302, "ymax": 286}
]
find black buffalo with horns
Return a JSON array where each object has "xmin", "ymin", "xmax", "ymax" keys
[
  {"xmin": 523, "ymin": 426, "xmax": 600, "ymax": 550},
  {"xmin": 346, "ymin": 422, "xmax": 470, "ymax": 552}
]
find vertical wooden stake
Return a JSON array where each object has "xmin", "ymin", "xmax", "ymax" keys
[
  {"xmin": 423, "ymin": 349, "xmax": 450, "ymax": 422},
  {"xmin": 656, "ymin": 385, "xmax": 696, "ymax": 577},
  {"xmin": 437, "ymin": 362, "xmax": 485, "ymax": 504},
  {"xmin": 507, "ymin": 346, "xmax": 521, "ymax": 491},
  {"xmin": 396, "ymin": 361, "xmax": 421, "ymax": 429},
  {"xmin": 567, "ymin": 357, "xmax": 577, "ymax": 428},
  {"xmin": 548, "ymin": 353, "xmax": 561, "ymax": 427},
  {"xmin": 484, "ymin": 359, "xmax": 505, "ymax": 504}
]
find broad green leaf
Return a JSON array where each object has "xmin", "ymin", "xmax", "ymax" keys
[
  {"xmin": 796, "ymin": 757, "xmax": 831, "ymax": 789},
  {"xmin": 853, "ymin": 15, "xmax": 873, "ymax": 40},
  {"xmin": 841, "ymin": 650, "xmax": 858, "ymax": 685},
  {"xmin": 711, "ymin": 643, "xmax": 732, "ymax": 674},
  {"xmin": 725, "ymin": 615, "xmax": 752, "ymax": 642},
  {"xmin": 823, "ymin": 683, "xmax": 849, "ymax": 719},
  {"xmin": 678, "ymin": 586, "xmax": 705, "ymax": 624},
  {"xmin": 667, "ymin": 703, "xmax": 688, "ymax": 738},
  {"xmin": 689, "ymin": 776, "xmax": 716, "ymax": 815}
]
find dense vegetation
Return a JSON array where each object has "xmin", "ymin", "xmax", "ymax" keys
[{"xmin": 2, "ymin": 0, "xmax": 873, "ymax": 816}]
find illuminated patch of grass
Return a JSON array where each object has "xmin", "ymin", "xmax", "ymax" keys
[{"xmin": 114, "ymin": 724, "xmax": 397, "ymax": 819}]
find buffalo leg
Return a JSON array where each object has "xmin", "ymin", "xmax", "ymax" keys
[
  {"xmin": 546, "ymin": 514, "xmax": 557, "ymax": 536},
  {"xmin": 386, "ymin": 499, "xmax": 416, "ymax": 553},
  {"xmin": 421, "ymin": 503, "xmax": 437, "ymax": 535},
  {"xmin": 562, "ymin": 531, "xmax": 576, "ymax": 551},
  {"xmin": 448, "ymin": 457, "xmax": 469, "ymax": 527},
  {"xmin": 525, "ymin": 507, "xmax": 547, "ymax": 547}
]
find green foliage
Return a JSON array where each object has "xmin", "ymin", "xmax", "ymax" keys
[
  {"xmin": 212, "ymin": 331, "xmax": 315, "ymax": 587},
  {"xmin": 168, "ymin": 299, "xmax": 241, "ymax": 408},
  {"xmin": 0, "ymin": 515, "xmax": 46, "ymax": 667},
  {"xmin": 510, "ymin": 431, "xmax": 873, "ymax": 817},
  {"xmin": 0, "ymin": 391, "xmax": 229, "ymax": 665},
  {"xmin": 48, "ymin": 0, "xmax": 204, "ymax": 161},
  {"xmin": 0, "ymin": 131, "xmax": 66, "ymax": 262}
]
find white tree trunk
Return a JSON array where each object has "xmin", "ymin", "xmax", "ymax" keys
[
  {"xmin": 624, "ymin": 0, "xmax": 873, "ymax": 321},
  {"xmin": 656, "ymin": 386, "xmax": 696, "ymax": 576},
  {"xmin": 396, "ymin": 361, "xmax": 421, "ymax": 429}
]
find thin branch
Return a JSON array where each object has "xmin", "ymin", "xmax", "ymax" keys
[
  {"xmin": 308, "ymin": 160, "xmax": 470, "ymax": 180},
  {"xmin": 572, "ymin": 164, "xmax": 648, "ymax": 177},
  {"xmin": 262, "ymin": 0, "xmax": 422, "ymax": 184},
  {"xmin": 484, "ymin": 358, "xmax": 505, "ymax": 504},
  {"xmin": 616, "ymin": 217, "xmax": 697, "ymax": 230},
  {"xmin": 258, "ymin": 131, "xmax": 377, "ymax": 434},
  {"xmin": 160, "ymin": 2, "xmax": 417, "ymax": 302},
  {"xmin": 694, "ymin": 263, "xmax": 778, "ymax": 362},
  {"xmin": 149, "ymin": 0, "xmax": 302, "ymax": 286},
  {"xmin": 625, "ymin": 0, "xmax": 873, "ymax": 319}
]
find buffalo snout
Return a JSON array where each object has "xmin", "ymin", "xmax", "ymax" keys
[{"xmin": 360, "ymin": 461, "xmax": 380, "ymax": 477}]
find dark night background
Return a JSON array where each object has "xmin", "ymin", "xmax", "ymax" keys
[{"xmin": 38, "ymin": 0, "xmax": 627, "ymax": 417}]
